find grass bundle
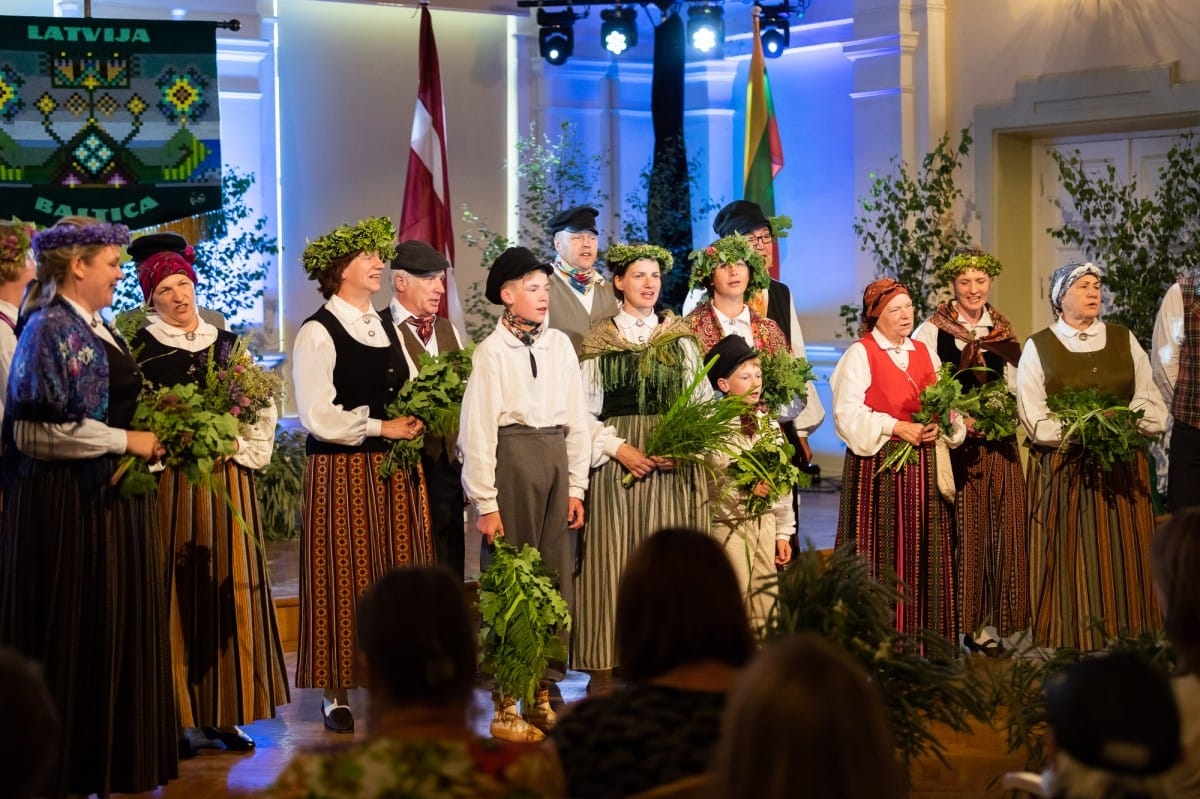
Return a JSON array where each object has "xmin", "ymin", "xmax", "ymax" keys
[
  {"xmin": 1045, "ymin": 386, "xmax": 1155, "ymax": 471},
  {"xmin": 758, "ymin": 349, "xmax": 816, "ymax": 412},
  {"xmin": 877, "ymin": 363, "xmax": 966, "ymax": 474}
]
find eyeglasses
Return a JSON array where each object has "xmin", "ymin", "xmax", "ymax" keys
[{"xmin": 747, "ymin": 232, "xmax": 773, "ymax": 247}]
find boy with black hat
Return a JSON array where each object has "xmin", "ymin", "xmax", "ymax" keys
[
  {"xmin": 388, "ymin": 240, "xmax": 467, "ymax": 579},
  {"xmin": 703, "ymin": 334, "xmax": 795, "ymax": 630},
  {"xmin": 457, "ymin": 246, "xmax": 590, "ymax": 741},
  {"xmin": 545, "ymin": 205, "xmax": 617, "ymax": 354}
]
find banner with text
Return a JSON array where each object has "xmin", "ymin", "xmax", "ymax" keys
[{"xmin": 0, "ymin": 16, "xmax": 222, "ymax": 227}]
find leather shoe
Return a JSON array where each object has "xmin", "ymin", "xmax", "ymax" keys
[
  {"xmin": 323, "ymin": 699, "xmax": 354, "ymax": 734},
  {"xmin": 178, "ymin": 736, "xmax": 197, "ymax": 760},
  {"xmin": 202, "ymin": 726, "xmax": 255, "ymax": 751}
]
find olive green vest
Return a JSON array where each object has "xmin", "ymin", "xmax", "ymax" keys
[{"xmin": 1031, "ymin": 323, "xmax": 1134, "ymax": 400}]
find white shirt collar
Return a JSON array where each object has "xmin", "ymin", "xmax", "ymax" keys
[
  {"xmin": 1052, "ymin": 317, "xmax": 1103, "ymax": 340},
  {"xmin": 954, "ymin": 304, "xmax": 994, "ymax": 328},
  {"xmin": 328, "ymin": 293, "xmax": 382, "ymax": 327},
  {"xmin": 389, "ymin": 296, "xmax": 419, "ymax": 325},
  {"xmin": 713, "ymin": 303, "xmax": 750, "ymax": 327},
  {"xmin": 870, "ymin": 327, "xmax": 914, "ymax": 352},
  {"xmin": 146, "ymin": 315, "xmax": 218, "ymax": 340},
  {"xmin": 614, "ymin": 307, "xmax": 657, "ymax": 342}
]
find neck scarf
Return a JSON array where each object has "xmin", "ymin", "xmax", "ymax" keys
[
  {"xmin": 929, "ymin": 301, "xmax": 1021, "ymax": 381},
  {"xmin": 555, "ymin": 256, "xmax": 598, "ymax": 295},
  {"xmin": 502, "ymin": 308, "xmax": 542, "ymax": 377},
  {"xmin": 406, "ymin": 314, "xmax": 435, "ymax": 345}
]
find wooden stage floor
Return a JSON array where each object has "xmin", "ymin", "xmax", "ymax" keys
[{"xmin": 134, "ymin": 481, "xmax": 1030, "ymax": 798}]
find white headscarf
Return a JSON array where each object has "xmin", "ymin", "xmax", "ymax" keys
[{"xmin": 1049, "ymin": 262, "xmax": 1103, "ymax": 317}]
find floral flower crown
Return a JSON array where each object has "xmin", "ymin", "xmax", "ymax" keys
[
  {"xmin": 301, "ymin": 216, "xmax": 397, "ymax": 278},
  {"xmin": 0, "ymin": 219, "xmax": 36, "ymax": 264},
  {"xmin": 33, "ymin": 221, "xmax": 131, "ymax": 255},
  {"xmin": 606, "ymin": 242, "xmax": 674, "ymax": 273},
  {"xmin": 687, "ymin": 233, "xmax": 769, "ymax": 297},
  {"xmin": 936, "ymin": 247, "xmax": 1002, "ymax": 283}
]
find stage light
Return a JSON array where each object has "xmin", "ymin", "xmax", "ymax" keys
[
  {"xmin": 538, "ymin": 9, "xmax": 576, "ymax": 66},
  {"xmin": 601, "ymin": 6, "xmax": 638, "ymax": 56},
  {"xmin": 758, "ymin": 5, "xmax": 789, "ymax": 57},
  {"xmin": 687, "ymin": 2, "xmax": 724, "ymax": 57}
]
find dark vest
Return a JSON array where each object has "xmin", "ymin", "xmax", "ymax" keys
[
  {"xmin": 766, "ymin": 279, "xmax": 793, "ymax": 349},
  {"xmin": 394, "ymin": 314, "xmax": 460, "ymax": 460},
  {"xmin": 549, "ymin": 275, "xmax": 618, "ymax": 355},
  {"xmin": 935, "ymin": 328, "xmax": 1006, "ymax": 390},
  {"xmin": 1031, "ymin": 324, "xmax": 1134, "ymax": 400},
  {"xmin": 131, "ymin": 328, "xmax": 238, "ymax": 388},
  {"xmin": 304, "ymin": 306, "xmax": 408, "ymax": 455}
]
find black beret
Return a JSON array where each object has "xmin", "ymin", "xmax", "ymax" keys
[
  {"xmin": 547, "ymin": 206, "xmax": 599, "ymax": 236},
  {"xmin": 127, "ymin": 232, "xmax": 190, "ymax": 264},
  {"xmin": 392, "ymin": 240, "xmax": 449, "ymax": 274},
  {"xmin": 486, "ymin": 247, "xmax": 553, "ymax": 304},
  {"xmin": 712, "ymin": 200, "xmax": 770, "ymax": 238},
  {"xmin": 705, "ymin": 334, "xmax": 759, "ymax": 389}
]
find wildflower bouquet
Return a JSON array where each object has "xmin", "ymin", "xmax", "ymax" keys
[
  {"xmin": 202, "ymin": 337, "xmax": 281, "ymax": 429},
  {"xmin": 960, "ymin": 377, "xmax": 1019, "ymax": 441},
  {"xmin": 1045, "ymin": 386, "xmax": 1154, "ymax": 471},
  {"xmin": 726, "ymin": 415, "xmax": 808, "ymax": 516},
  {"xmin": 621, "ymin": 357, "xmax": 748, "ymax": 487},
  {"xmin": 378, "ymin": 343, "xmax": 476, "ymax": 480},
  {"xmin": 758, "ymin": 350, "xmax": 816, "ymax": 412},
  {"xmin": 112, "ymin": 383, "xmax": 240, "ymax": 496},
  {"xmin": 877, "ymin": 363, "xmax": 964, "ymax": 473}
]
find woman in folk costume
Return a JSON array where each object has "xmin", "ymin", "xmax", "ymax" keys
[
  {"xmin": 576, "ymin": 243, "xmax": 710, "ymax": 694},
  {"xmin": 0, "ymin": 216, "xmax": 177, "ymax": 796},
  {"xmin": 831, "ymin": 278, "xmax": 963, "ymax": 638},
  {"xmin": 0, "ymin": 219, "xmax": 36, "ymax": 405},
  {"xmin": 292, "ymin": 217, "xmax": 433, "ymax": 733},
  {"xmin": 128, "ymin": 233, "xmax": 289, "ymax": 754},
  {"xmin": 913, "ymin": 246, "xmax": 1028, "ymax": 642},
  {"xmin": 1017, "ymin": 263, "xmax": 1166, "ymax": 650},
  {"xmin": 684, "ymin": 234, "xmax": 789, "ymax": 356}
]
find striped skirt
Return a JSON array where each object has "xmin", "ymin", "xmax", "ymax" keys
[
  {"xmin": 296, "ymin": 451, "xmax": 433, "ymax": 690},
  {"xmin": 156, "ymin": 462, "xmax": 290, "ymax": 728},
  {"xmin": 0, "ymin": 456, "xmax": 178, "ymax": 797},
  {"xmin": 836, "ymin": 441, "xmax": 957, "ymax": 639},
  {"xmin": 1027, "ymin": 447, "xmax": 1160, "ymax": 650},
  {"xmin": 573, "ymin": 414, "xmax": 710, "ymax": 672},
  {"xmin": 951, "ymin": 436, "xmax": 1029, "ymax": 637}
]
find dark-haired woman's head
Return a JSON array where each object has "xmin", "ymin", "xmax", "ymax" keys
[
  {"xmin": 615, "ymin": 527, "xmax": 754, "ymax": 682},
  {"xmin": 356, "ymin": 567, "xmax": 477, "ymax": 711},
  {"xmin": 1152, "ymin": 507, "xmax": 1200, "ymax": 675}
]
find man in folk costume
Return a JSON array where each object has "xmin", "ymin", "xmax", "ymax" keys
[
  {"xmin": 545, "ymin": 205, "xmax": 618, "ymax": 354},
  {"xmin": 388, "ymin": 240, "xmax": 467, "ymax": 580},
  {"xmin": 1152, "ymin": 267, "xmax": 1200, "ymax": 512},
  {"xmin": 686, "ymin": 200, "xmax": 825, "ymax": 477}
]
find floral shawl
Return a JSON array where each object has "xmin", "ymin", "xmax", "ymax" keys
[
  {"xmin": 684, "ymin": 300, "xmax": 790, "ymax": 355},
  {"xmin": 6, "ymin": 296, "xmax": 119, "ymax": 424},
  {"xmin": 928, "ymin": 301, "xmax": 1021, "ymax": 382}
]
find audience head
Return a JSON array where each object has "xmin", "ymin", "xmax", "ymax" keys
[
  {"xmin": 301, "ymin": 216, "xmax": 397, "ymax": 299},
  {"xmin": 1043, "ymin": 650, "xmax": 1180, "ymax": 799},
  {"xmin": 1152, "ymin": 507, "xmax": 1200, "ymax": 675},
  {"xmin": 0, "ymin": 648, "xmax": 60, "ymax": 799},
  {"xmin": 356, "ymin": 567, "xmax": 476, "ymax": 713},
  {"xmin": 616, "ymin": 527, "xmax": 754, "ymax": 683},
  {"xmin": 709, "ymin": 633, "xmax": 902, "ymax": 799}
]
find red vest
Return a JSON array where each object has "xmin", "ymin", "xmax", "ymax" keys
[{"xmin": 861, "ymin": 335, "xmax": 936, "ymax": 426}]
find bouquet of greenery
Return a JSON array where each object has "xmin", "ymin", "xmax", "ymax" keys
[
  {"xmin": 726, "ymin": 415, "xmax": 808, "ymax": 516},
  {"xmin": 112, "ymin": 383, "xmax": 241, "ymax": 496},
  {"xmin": 959, "ymin": 377, "xmax": 1019, "ymax": 441},
  {"xmin": 758, "ymin": 350, "xmax": 816, "ymax": 412},
  {"xmin": 378, "ymin": 343, "xmax": 476, "ymax": 480},
  {"xmin": 621, "ymin": 357, "xmax": 748, "ymax": 487},
  {"xmin": 1045, "ymin": 386, "xmax": 1154, "ymax": 471},
  {"xmin": 202, "ymin": 337, "xmax": 281, "ymax": 429},
  {"xmin": 877, "ymin": 363, "xmax": 965, "ymax": 474},
  {"xmin": 478, "ymin": 539, "xmax": 571, "ymax": 707}
]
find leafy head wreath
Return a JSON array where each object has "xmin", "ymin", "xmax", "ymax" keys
[
  {"xmin": 936, "ymin": 245, "xmax": 1003, "ymax": 284},
  {"xmin": 606, "ymin": 242, "xmax": 674, "ymax": 273},
  {"xmin": 0, "ymin": 219, "xmax": 37, "ymax": 264},
  {"xmin": 688, "ymin": 233, "xmax": 769, "ymax": 299},
  {"xmin": 301, "ymin": 216, "xmax": 398, "ymax": 278}
]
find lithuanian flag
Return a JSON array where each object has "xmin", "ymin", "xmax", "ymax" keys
[{"xmin": 744, "ymin": 9, "xmax": 784, "ymax": 276}]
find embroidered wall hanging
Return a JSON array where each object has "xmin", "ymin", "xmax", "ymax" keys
[{"xmin": 0, "ymin": 16, "xmax": 222, "ymax": 227}]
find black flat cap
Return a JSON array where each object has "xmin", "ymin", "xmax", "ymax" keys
[
  {"xmin": 713, "ymin": 200, "xmax": 770, "ymax": 238},
  {"xmin": 486, "ymin": 247, "xmax": 553, "ymax": 304},
  {"xmin": 547, "ymin": 206, "xmax": 599, "ymax": 236},
  {"xmin": 705, "ymin": 334, "xmax": 759, "ymax": 389},
  {"xmin": 127, "ymin": 232, "xmax": 189, "ymax": 264},
  {"xmin": 392, "ymin": 240, "xmax": 449, "ymax": 274}
]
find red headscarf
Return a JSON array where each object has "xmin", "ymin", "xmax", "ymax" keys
[
  {"xmin": 860, "ymin": 277, "xmax": 909, "ymax": 335},
  {"xmin": 137, "ymin": 247, "xmax": 196, "ymax": 302}
]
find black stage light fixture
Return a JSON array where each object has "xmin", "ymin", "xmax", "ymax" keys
[
  {"xmin": 687, "ymin": 2, "xmax": 724, "ymax": 57},
  {"xmin": 538, "ymin": 8, "xmax": 576, "ymax": 66},
  {"xmin": 758, "ymin": 4, "xmax": 789, "ymax": 58},
  {"xmin": 601, "ymin": 6, "xmax": 638, "ymax": 56}
]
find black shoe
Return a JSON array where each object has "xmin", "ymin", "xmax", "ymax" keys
[
  {"xmin": 323, "ymin": 699, "xmax": 354, "ymax": 734},
  {"xmin": 801, "ymin": 461, "xmax": 821, "ymax": 482},
  {"xmin": 202, "ymin": 726, "xmax": 255, "ymax": 751},
  {"xmin": 179, "ymin": 736, "xmax": 197, "ymax": 760}
]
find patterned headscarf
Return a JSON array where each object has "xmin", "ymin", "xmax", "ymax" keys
[
  {"xmin": 860, "ymin": 278, "xmax": 909, "ymax": 335},
  {"xmin": 138, "ymin": 247, "xmax": 197, "ymax": 301},
  {"xmin": 1049, "ymin": 262, "xmax": 1102, "ymax": 318}
]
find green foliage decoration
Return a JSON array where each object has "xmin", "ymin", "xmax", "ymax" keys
[
  {"xmin": 845, "ymin": 129, "xmax": 975, "ymax": 337},
  {"xmin": 1045, "ymin": 386, "xmax": 1157, "ymax": 472},
  {"xmin": 477, "ymin": 540, "xmax": 571, "ymax": 706},
  {"xmin": 1047, "ymin": 132, "xmax": 1200, "ymax": 349},
  {"xmin": 256, "ymin": 425, "xmax": 307, "ymax": 542},
  {"xmin": 757, "ymin": 349, "xmax": 814, "ymax": 411},
  {"xmin": 378, "ymin": 344, "xmax": 476, "ymax": 479}
]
